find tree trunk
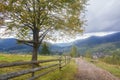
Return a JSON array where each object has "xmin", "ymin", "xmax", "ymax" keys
[
  {"xmin": 32, "ymin": 45, "xmax": 38, "ymax": 61},
  {"xmin": 32, "ymin": 28, "xmax": 39, "ymax": 61},
  {"xmin": 31, "ymin": 28, "xmax": 39, "ymax": 77}
]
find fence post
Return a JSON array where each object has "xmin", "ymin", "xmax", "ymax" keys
[
  {"xmin": 59, "ymin": 56, "xmax": 62, "ymax": 71},
  {"xmin": 31, "ymin": 63, "xmax": 35, "ymax": 77},
  {"xmin": 65, "ymin": 56, "xmax": 67, "ymax": 65},
  {"xmin": 67, "ymin": 56, "xmax": 70, "ymax": 64},
  {"xmin": 69, "ymin": 56, "xmax": 71, "ymax": 63},
  {"xmin": 31, "ymin": 62, "xmax": 39, "ymax": 77}
]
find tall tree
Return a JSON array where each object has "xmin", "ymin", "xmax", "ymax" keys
[{"xmin": 2, "ymin": 0, "xmax": 87, "ymax": 61}]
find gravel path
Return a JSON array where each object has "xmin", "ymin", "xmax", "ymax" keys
[{"xmin": 75, "ymin": 58, "xmax": 120, "ymax": 80}]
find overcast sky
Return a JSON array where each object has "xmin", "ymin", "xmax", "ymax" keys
[
  {"xmin": 1, "ymin": 0, "xmax": 120, "ymax": 43},
  {"xmin": 85, "ymin": 0, "xmax": 120, "ymax": 33}
]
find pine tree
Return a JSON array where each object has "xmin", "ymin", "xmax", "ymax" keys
[{"xmin": 41, "ymin": 42, "xmax": 50, "ymax": 55}]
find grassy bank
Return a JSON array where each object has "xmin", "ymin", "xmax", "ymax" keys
[
  {"xmin": 85, "ymin": 58, "xmax": 120, "ymax": 78},
  {"xmin": 0, "ymin": 54, "xmax": 77, "ymax": 80}
]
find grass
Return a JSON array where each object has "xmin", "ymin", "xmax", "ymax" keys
[
  {"xmin": 0, "ymin": 53, "xmax": 77, "ymax": 80},
  {"xmin": 0, "ymin": 53, "xmax": 56, "ymax": 62},
  {"xmin": 40, "ymin": 60, "xmax": 77, "ymax": 80},
  {"xmin": 94, "ymin": 61, "xmax": 120, "ymax": 78},
  {"xmin": 85, "ymin": 58, "xmax": 120, "ymax": 78}
]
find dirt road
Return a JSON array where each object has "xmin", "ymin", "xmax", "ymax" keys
[{"xmin": 75, "ymin": 58, "xmax": 120, "ymax": 80}]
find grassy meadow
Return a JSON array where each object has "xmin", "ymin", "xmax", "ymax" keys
[{"xmin": 0, "ymin": 53, "xmax": 77, "ymax": 80}]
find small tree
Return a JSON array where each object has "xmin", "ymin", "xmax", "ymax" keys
[
  {"xmin": 41, "ymin": 42, "xmax": 50, "ymax": 55},
  {"xmin": 70, "ymin": 46, "xmax": 77, "ymax": 57}
]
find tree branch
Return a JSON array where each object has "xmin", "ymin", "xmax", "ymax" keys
[
  {"xmin": 24, "ymin": 43, "xmax": 33, "ymax": 47},
  {"xmin": 17, "ymin": 39, "xmax": 34, "ymax": 44},
  {"xmin": 39, "ymin": 27, "xmax": 51, "ymax": 39},
  {"xmin": 25, "ymin": 3, "xmax": 32, "ymax": 12},
  {"xmin": 38, "ymin": 27, "xmax": 51, "ymax": 47},
  {"xmin": 23, "ymin": 24, "xmax": 34, "ymax": 30}
]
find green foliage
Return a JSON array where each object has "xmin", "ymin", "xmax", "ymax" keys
[
  {"xmin": 2, "ymin": 0, "xmax": 87, "ymax": 40},
  {"xmin": 76, "ymin": 41, "xmax": 120, "ymax": 55},
  {"xmin": 101, "ymin": 50, "xmax": 120, "ymax": 65},
  {"xmin": 40, "ymin": 42, "xmax": 50, "ymax": 55},
  {"xmin": 70, "ymin": 46, "xmax": 77, "ymax": 57}
]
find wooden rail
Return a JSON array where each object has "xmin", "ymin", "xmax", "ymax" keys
[
  {"xmin": 0, "ymin": 59, "xmax": 60, "ymax": 68},
  {"xmin": 0, "ymin": 56, "xmax": 71, "ymax": 80}
]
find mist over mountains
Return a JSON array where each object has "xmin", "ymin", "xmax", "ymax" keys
[{"xmin": 0, "ymin": 32, "xmax": 120, "ymax": 55}]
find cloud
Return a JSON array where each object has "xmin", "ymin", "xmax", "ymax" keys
[{"xmin": 85, "ymin": 0, "xmax": 120, "ymax": 33}]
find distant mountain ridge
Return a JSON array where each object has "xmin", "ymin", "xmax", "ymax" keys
[
  {"xmin": 73, "ymin": 32, "xmax": 120, "ymax": 55},
  {"xmin": 0, "ymin": 32, "xmax": 120, "ymax": 54},
  {"xmin": 0, "ymin": 38, "xmax": 32, "ymax": 53},
  {"xmin": 74, "ymin": 32, "xmax": 120, "ymax": 47}
]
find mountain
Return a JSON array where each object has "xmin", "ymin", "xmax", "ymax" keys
[
  {"xmin": 73, "ymin": 32, "xmax": 120, "ymax": 55},
  {"xmin": 50, "ymin": 32, "xmax": 120, "ymax": 54},
  {"xmin": 74, "ymin": 32, "xmax": 120, "ymax": 47},
  {"xmin": 0, "ymin": 32, "xmax": 120, "ymax": 54},
  {"xmin": 0, "ymin": 38, "xmax": 32, "ymax": 53}
]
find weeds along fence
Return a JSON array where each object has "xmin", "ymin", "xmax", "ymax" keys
[{"xmin": 0, "ymin": 56, "xmax": 71, "ymax": 80}]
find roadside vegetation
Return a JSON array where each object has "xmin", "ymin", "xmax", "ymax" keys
[
  {"xmin": 94, "ymin": 61, "xmax": 120, "ymax": 78},
  {"xmin": 0, "ymin": 53, "xmax": 77, "ymax": 80},
  {"xmin": 85, "ymin": 57, "xmax": 120, "ymax": 78},
  {"xmin": 100, "ymin": 50, "xmax": 120, "ymax": 65}
]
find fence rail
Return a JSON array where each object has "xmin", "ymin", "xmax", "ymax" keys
[
  {"xmin": 0, "ymin": 56, "xmax": 71, "ymax": 80},
  {"xmin": 0, "ymin": 59, "xmax": 60, "ymax": 68}
]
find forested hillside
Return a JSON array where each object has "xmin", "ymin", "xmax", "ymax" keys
[{"xmin": 0, "ymin": 32, "xmax": 120, "ymax": 55}]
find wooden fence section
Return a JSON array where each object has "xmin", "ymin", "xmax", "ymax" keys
[{"xmin": 0, "ymin": 56, "xmax": 71, "ymax": 80}]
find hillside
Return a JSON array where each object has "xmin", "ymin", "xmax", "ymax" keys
[
  {"xmin": 0, "ymin": 38, "xmax": 32, "ymax": 53},
  {"xmin": 74, "ymin": 32, "xmax": 120, "ymax": 55},
  {"xmin": 0, "ymin": 32, "xmax": 120, "ymax": 54},
  {"xmin": 51, "ymin": 32, "xmax": 120, "ymax": 55}
]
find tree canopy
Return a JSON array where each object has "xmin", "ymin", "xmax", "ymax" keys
[{"xmin": 0, "ymin": 0, "xmax": 87, "ymax": 60}]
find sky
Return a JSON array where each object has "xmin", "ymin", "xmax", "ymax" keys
[
  {"xmin": 50, "ymin": 0, "xmax": 120, "ymax": 43},
  {"xmin": 85, "ymin": 0, "xmax": 120, "ymax": 33},
  {"xmin": 0, "ymin": 0, "xmax": 120, "ymax": 43}
]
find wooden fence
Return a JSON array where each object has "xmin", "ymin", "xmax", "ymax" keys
[{"xmin": 0, "ymin": 56, "xmax": 71, "ymax": 80}]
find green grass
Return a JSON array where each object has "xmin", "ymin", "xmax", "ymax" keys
[
  {"xmin": 94, "ymin": 61, "xmax": 120, "ymax": 78},
  {"xmin": 0, "ymin": 54, "xmax": 56, "ymax": 62},
  {"xmin": 0, "ymin": 54, "xmax": 77, "ymax": 80},
  {"xmin": 40, "ymin": 60, "xmax": 77, "ymax": 80},
  {"xmin": 85, "ymin": 58, "xmax": 120, "ymax": 78}
]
